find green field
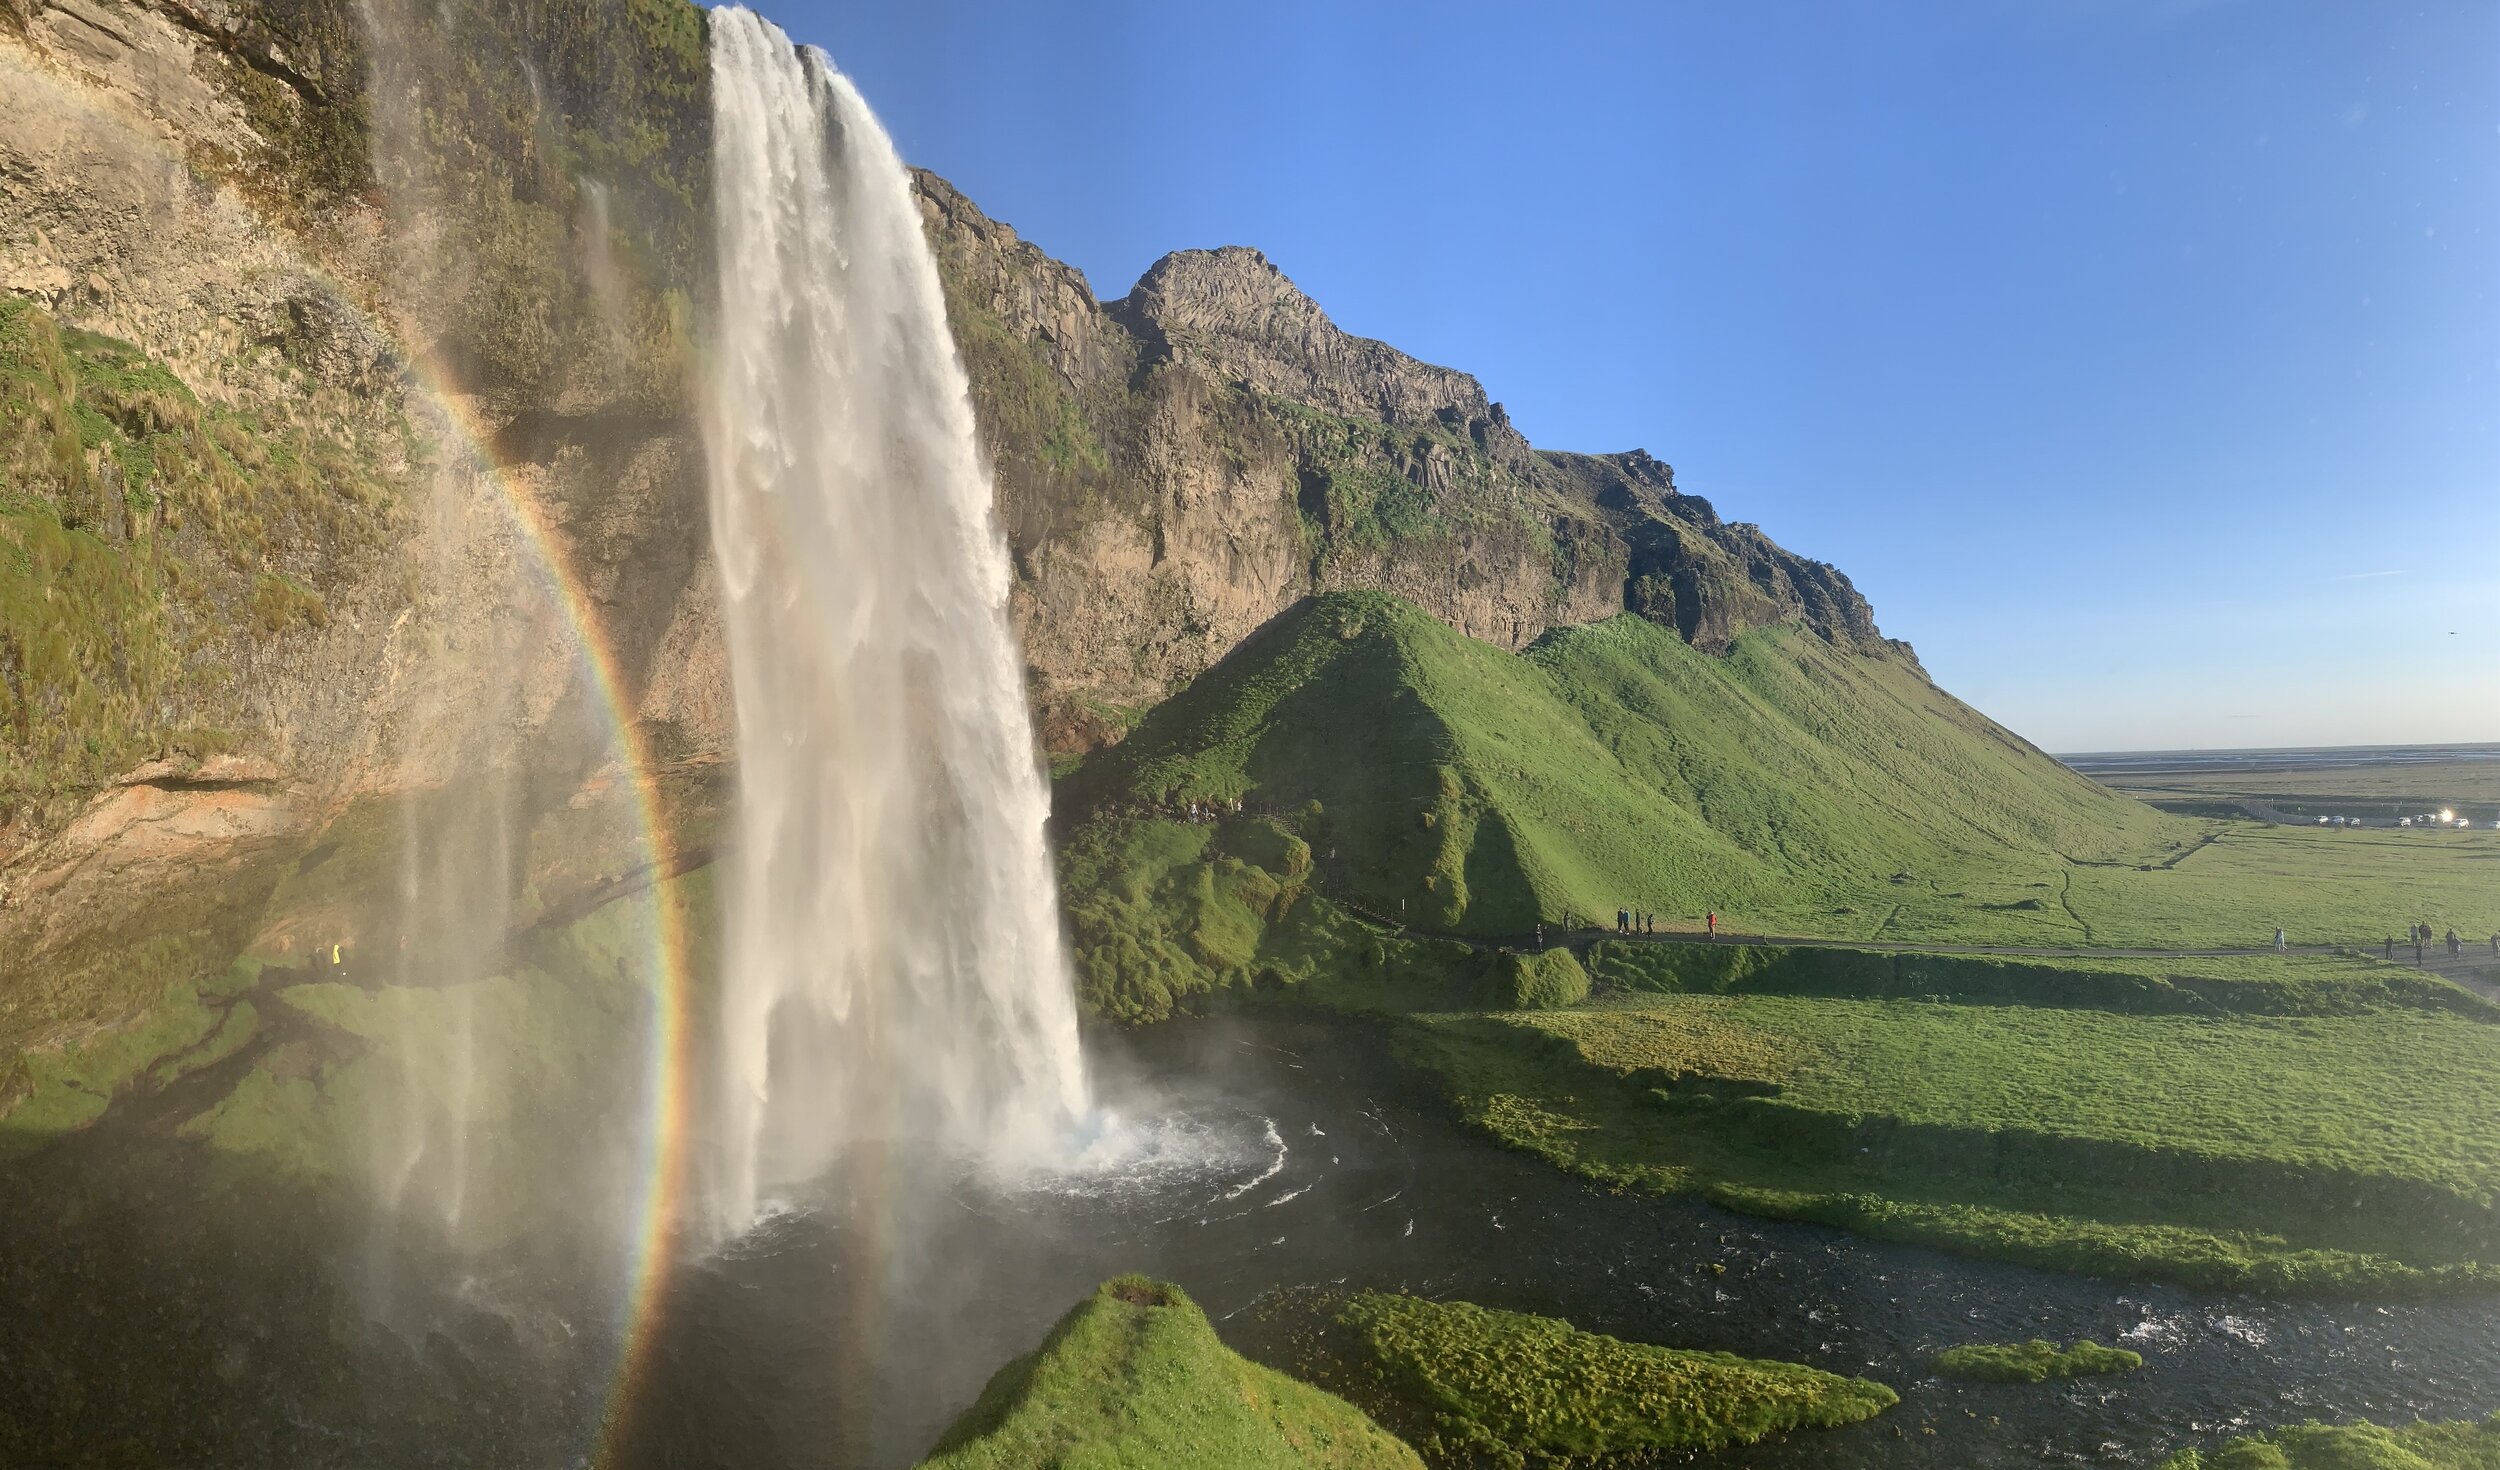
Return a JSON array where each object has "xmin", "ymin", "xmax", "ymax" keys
[
  {"xmin": 1309, "ymin": 1292, "xmax": 1895, "ymax": 1467},
  {"xmin": 917, "ymin": 1277, "xmax": 1420, "ymax": 1470},
  {"xmin": 1390, "ymin": 945, "xmax": 2500, "ymax": 1291},
  {"xmin": 1056, "ymin": 593, "xmax": 2500, "ymax": 1020},
  {"xmin": 2085, "ymin": 748, "xmax": 2500, "ymax": 820}
]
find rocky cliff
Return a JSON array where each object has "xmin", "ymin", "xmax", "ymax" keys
[
  {"xmin": 918, "ymin": 173, "xmax": 1912, "ymax": 754},
  {"xmin": 0, "ymin": 0, "xmax": 1911, "ymax": 1089},
  {"xmin": 0, "ymin": 0, "xmax": 727, "ymax": 1078}
]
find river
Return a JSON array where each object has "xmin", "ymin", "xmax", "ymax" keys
[{"xmin": 6, "ymin": 1013, "xmax": 2497, "ymax": 1467}]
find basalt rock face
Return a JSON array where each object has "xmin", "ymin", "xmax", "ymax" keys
[{"xmin": 915, "ymin": 172, "xmax": 1910, "ymax": 754}]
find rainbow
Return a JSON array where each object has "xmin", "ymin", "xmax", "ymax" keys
[
  {"xmin": 391, "ymin": 369, "xmax": 701, "ymax": 1467},
  {"xmin": 317, "ymin": 351, "xmax": 703, "ymax": 1465},
  {"xmin": 36, "ymin": 45, "xmax": 707, "ymax": 1462}
]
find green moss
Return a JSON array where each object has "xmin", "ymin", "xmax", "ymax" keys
[
  {"xmin": 918, "ymin": 1277, "xmax": 1422, "ymax": 1470},
  {"xmin": 2160, "ymin": 1415, "xmax": 2500, "ymax": 1470},
  {"xmin": 0, "ymin": 297, "xmax": 399, "ymax": 826},
  {"xmin": 1487, "ymin": 948, "xmax": 1588, "ymax": 1010},
  {"xmin": 1320, "ymin": 1292, "xmax": 1894, "ymax": 1467},
  {"xmin": 0, "ymin": 979, "xmax": 258, "ymax": 1158},
  {"xmin": 248, "ymin": 571, "xmax": 329, "ymax": 636},
  {"xmin": 1931, "ymin": 1339, "xmax": 2140, "ymax": 1383}
]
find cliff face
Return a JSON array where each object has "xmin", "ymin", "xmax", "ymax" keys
[
  {"xmin": 0, "ymin": 0, "xmax": 727, "ymax": 1068},
  {"xmin": 917, "ymin": 173, "xmax": 1909, "ymax": 753}
]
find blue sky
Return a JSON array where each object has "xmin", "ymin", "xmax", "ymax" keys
[{"xmin": 761, "ymin": 0, "xmax": 2498, "ymax": 753}]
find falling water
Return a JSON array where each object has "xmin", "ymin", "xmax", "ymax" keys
[{"xmin": 701, "ymin": 9, "xmax": 1091, "ymax": 1241}]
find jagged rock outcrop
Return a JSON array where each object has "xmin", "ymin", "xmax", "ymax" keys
[
  {"xmin": 914, "ymin": 172, "xmax": 1909, "ymax": 752},
  {"xmin": 1114, "ymin": 246, "xmax": 1498, "ymax": 431}
]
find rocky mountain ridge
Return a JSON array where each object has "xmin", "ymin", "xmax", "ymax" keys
[{"xmin": 916, "ymin": 171, "xmax": 1912, "ymax": 752}]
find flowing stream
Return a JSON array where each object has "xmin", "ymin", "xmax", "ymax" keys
[{"xmin": 700, "ymin": 8, "xmax": 1092, "ymax": 1242}]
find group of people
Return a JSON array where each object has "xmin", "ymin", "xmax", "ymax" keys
[
  {"xmin": 2380, "ymin": 923, "xmax": 2500, "ymax": 963},
  {"xmin": 1608, "ymin": 908, "xmax": 1721, "ymax": 938}
]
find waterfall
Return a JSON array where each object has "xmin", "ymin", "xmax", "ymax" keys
[{"xmin": 701, "ymin": 8, "xmax": 1092, "ymax": 1240}]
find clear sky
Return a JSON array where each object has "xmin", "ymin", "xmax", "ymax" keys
[{"xmin": 758, "ymin": 0, "xmax": 2498, "ymax": 754}]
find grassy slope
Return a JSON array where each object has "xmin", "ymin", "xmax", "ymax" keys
[
  {"xmin": 918, "ymin": 1277, "xmax": 1422, "ymax": 1470},
  {"xmin": 2159, "ymin": 1416, "xmax": 2500, "ymax": 1470},
  {"xmin": 1067, "ymin": 591, "xmax": 2174, "ymax": 938},
  {"xmin": 1315, "ymin": 1292, "xmax": 1895, "ymax": 1467}
]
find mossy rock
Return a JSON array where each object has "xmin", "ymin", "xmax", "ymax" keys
[
  {"xmin": 1487, "ymin": 948, "xmax": 1590, "ymax": 1010},
  {"xmin": 919, "ymin": 1276, "xmax": 1421, "ymax": 1469},
  {"xmin": 1932, "ymin": 1338, "xmax": 2141, "ymax": 1383},
  {"xmin": 1323, "ymin": 1291, "xmax": 1895, "ymax": 1467}
]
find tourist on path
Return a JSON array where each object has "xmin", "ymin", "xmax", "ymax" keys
[
  {"xmin": 2274, "ymin": 927, "xmax": 2286, "ymax": 952},
  {"xmin": 2448, "ymin": 929, "xmax": 2462, "ymax": 958},
  {"xmin": 1707, "ymin": 911, "xmax": 1718, "ymax": 940}
]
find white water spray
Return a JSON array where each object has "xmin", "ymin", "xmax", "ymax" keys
[{"xmin": 701, "ymin": 9, "xmax": 1091, "ymax": 1240}]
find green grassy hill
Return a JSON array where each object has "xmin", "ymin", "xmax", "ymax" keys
[
  {"xmin": 1066, "ymin": 590, "xmax": 2173, "ymax": 938},
  {"xmin": 917, "ymin": 1277, "xmax": 1421, "ymax": 1470},
  {"xmin": 1056, "ymin": 590, "xmax": 2189, "ymax": 1018}
]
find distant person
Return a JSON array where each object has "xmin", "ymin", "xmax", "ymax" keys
[
  {"xmin": 2448, "ymin": 929, "xmax": 2462, "ymax": 958},
  {"xmin": 2416, "ymin": 935, "xmax": 2426, "ymax": 966},
  {"xmin": 1616, "ymin": 907, "xmax": 1628, "ymax": 935},
  {"xmin": 2385, "ymin": 935, "xmax": 2396, "ymax": 960},
  {"xmin": 1707, "ymin": 911, "xmax": 1718, "ymax": 940},
  {"xmin": 2274, "ymin": 927, "xmax": 2286, "ymax": 952},
  {"xmin": 1534, "ymin": 922, "xmax": 1543, "ymax": 948},
  {"xmin": 2490, "ymin": 931, "xmax": 2499, "ymax": 958}
]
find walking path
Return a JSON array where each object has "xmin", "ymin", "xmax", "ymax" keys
[{"xmin": 1322, "ymin": 891, "xmax": 2500, "ymax": 998}]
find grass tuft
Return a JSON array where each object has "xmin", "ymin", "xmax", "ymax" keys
[{"xmin": 1931, "ymin": 1339, "xmax": 2140, "ymax": 1383}]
